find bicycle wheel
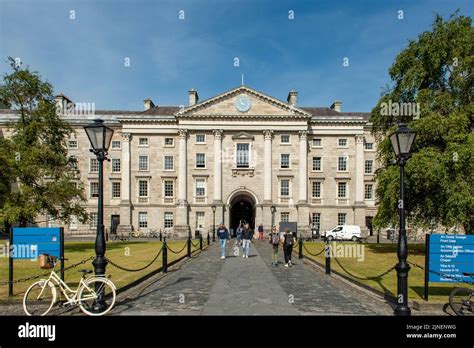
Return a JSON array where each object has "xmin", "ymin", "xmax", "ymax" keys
[
  {"xmin": 23, "ymin": 280, "xmax": 57, "ymax": 316},
  {"xmin": 449, "ymin": 287, "xmax": 473, "ymax": 316},
  {"xmin": 77, "ymin": 277, "xmax": 116, "ymax": 316}
]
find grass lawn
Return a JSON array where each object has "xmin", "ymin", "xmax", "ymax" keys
[
  {"xmin": 301, "ymin": 241, "xmax": 474, "ymax": 304},
  {"xmin": 0, "ymin": 239, "xmax": 203, "ymax": 301}
]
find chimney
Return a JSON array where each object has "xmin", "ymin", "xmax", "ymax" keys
[
  {"xmin": 143, "ymin": 99, "xmax": 155, "ymax": 111},
  {"xmin": 330, "ymin": 100, "xmax": 342, "ymax": 112},
  {"xmin": 188, "ymin": 89, "xmax": 199, "ymax": 106},
  {"xmin": 55, "ymin": 94, "xmax": 74, "ymax": 114},
  {"xmin": 287, "ymin": 89, "xmax": 297, "ymax": 106}
]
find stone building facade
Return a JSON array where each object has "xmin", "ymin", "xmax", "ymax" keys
[{"xmin": 0, "ymin": 86, "xmax": 378, "ymax": 237}]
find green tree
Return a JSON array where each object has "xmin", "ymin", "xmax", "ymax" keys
[
  {"xmin": 370, "ymin": 12, "xmax": 474, "ymax": 234},
  {"xmin": 0, "ymin": 57, "xmax": 88, "ymax": 227}
]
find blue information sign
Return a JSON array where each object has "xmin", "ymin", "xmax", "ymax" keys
[
  {"xmin": 428, "ymin": 234, "xmax": 474, "ymax": 283},
  {"xmin": 11, "ymin": 227, "xmax": 62, "ymax": 259}
]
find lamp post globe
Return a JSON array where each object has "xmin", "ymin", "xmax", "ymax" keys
[
  {"xmin": 83, "ymin": 119, "xmax": 114, "ymax": 310},
  {"xmin": 389, "ymin": 123, "xmax": 416, "ymax": 316}
]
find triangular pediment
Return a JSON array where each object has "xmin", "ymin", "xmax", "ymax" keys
[
  {"xmin": 232, "ymin": 131, "xmax": 255, "ymax": 141},
  {"xmin": 176, "ymin": 86, "xmax": 311, "ymax": 119}
]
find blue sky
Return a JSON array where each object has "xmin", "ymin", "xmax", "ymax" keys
[{"xmin": 0, "ymin": 0, "xmax": 472, "ymax": 111}]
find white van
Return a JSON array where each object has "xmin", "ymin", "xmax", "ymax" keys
[{"xmin": 321, "ymin": 225, "xmax": 361, "ymax": 242}]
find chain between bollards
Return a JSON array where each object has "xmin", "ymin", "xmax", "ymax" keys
[{"xmin": 162, "ymin": 237, "xmax": 168, "ymax": 273}]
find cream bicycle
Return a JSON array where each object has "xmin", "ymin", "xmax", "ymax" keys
[{"xmin": 23, "ymin": 256, "xmax": 116, "ymax": 316}]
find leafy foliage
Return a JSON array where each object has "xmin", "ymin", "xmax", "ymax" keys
[
  {"xmin": 370, "ymin": 12, "xmax": 473, "ymax": 234},
  {"xmin": 0, "ymin": 58, "xmax": 88, "ymax": 227}
]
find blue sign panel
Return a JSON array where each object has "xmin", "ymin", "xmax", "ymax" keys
[
  {"xmin": 429, "ymin": 234, "xmax": 474, "ymax": 283},
  {"xmin": 11, "ymin": 227, "xmax": 62, "ymax": 259}
]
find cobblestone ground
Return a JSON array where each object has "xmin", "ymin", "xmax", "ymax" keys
[
  {"xmin": 115, "ymin": 240, "xmax": 393, "ymax": 315},
  {"xmin": 0, "ymin": 241, "xmax": 444, "ymax": 316}
]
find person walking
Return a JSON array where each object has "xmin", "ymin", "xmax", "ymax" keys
[
  {"xmin": 258, "ymin": 223, "xmax": 264, "ymax": 241},
  {"xmin": 282, "ymin": 228, "xmax": 294, "ymax": 267},
  {"xmin": 216, "ymin": 223, "xmax": 230, "ymax": 259},
  {"xmin": 236, "ymin": 222, "xmax": 243, "ymax": 246},
  {"xmin": 241, "ymin": 222, "xmax": 254, "ymax": 258},
  {"xmin": 269, "ymin": 225, "xmax": 280, "ymax": 266}
]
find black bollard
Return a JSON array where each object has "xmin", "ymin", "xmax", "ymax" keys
[
  {"xmin": 325, "ymin": 241, "xmax": 331, "ymax": 275},
  {"xmin": 212, "ymin": 230, "xmax": 216, "ymax": 242},
  {"xmin": 298, "ymin": 233, "xmax": 303, "ymax": 259},
  {"xmin": 187, "ymin": 234, "xmax": 191, "ymax": 258},
  {"xmin": 162, "ymin": 237, "xmax": 168, "ymax": 273},
  {"xmin": 207, "ymin": 233, "xmax": 210, "ymax": 245},
  {"xmin": 200, "ymin": 235, "xmax": 203, "ymax": 250}
]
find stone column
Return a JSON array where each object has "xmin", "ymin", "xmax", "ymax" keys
[
  {"xmin": 213, "ymin": 130, "xmax": 223, "ymax": 203},
  {"xmin": 117, "ymin": 133, "xmax": 132, "ymax": 233},
  {"xmin": 263, "ymin": 130, "xmax": 273, "ymax": 231},
  {"xmin": 297, "ymin": 130, "xmax": 309, "ymax": 237},
  {"xmin": 354, "ymin": 134, "xmax": 366, "ymax": 229},
  {"xmin": 175, "ymin": 129, "xmax": 189, "ymax": 237}
]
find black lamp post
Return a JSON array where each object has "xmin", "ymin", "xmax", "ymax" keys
[
  {"xmin": 84, "ymin": 119, "xmax": 114, "ymax": 288},
  {"xmin": 389, "ymin": 123, "xmax": 416, "ymax": 316},
  {"xmin": 271, "ymin": 206, "xmax": 276, "ymax": 229},
  {"xmin": 211, "ymin": 205, "xmax": 216, "ymax": 242}
]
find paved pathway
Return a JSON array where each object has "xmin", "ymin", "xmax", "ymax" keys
[{"xmin": 113, "ymin": 240, "xmax": 394, "ymax": 315}]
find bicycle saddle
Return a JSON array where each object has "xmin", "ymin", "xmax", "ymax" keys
[{"xmin": 78, "ymin": 269, "xmax": 93, "ymax": 274}]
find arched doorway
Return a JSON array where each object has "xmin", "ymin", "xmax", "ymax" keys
[{"xmin": 229, "ymin": 193, "xmax": 256, "ymax": 233}]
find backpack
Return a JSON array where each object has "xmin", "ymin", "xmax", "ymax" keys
[
  {"xmin": 271, "ymin": 233, "xmax": 280, "ymax": 245},
  {"xmin": 285, "ymin": 233, "xmax": 294, "ymax": 246}
]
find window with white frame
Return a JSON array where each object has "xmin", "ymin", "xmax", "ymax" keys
[
  {"xmin": 68, "ymin": 140, "xmax": 78, "ymax": 149},
  {"xmin": 90, "ymin": 182, "xmax": 99, "ymax": 198},
  {"xmin": 281, "ymin": 134, "xmax": 290, "ymax": 144},
  {"xmin": 112, "ymin": 158, "xmax": 121, "ymax": 172},
  {"xmin": 138, "ymin": 212, "xmax": 148, "ymax": 228},
  {"xmin": 281, "ymin": 212, "xmax": 289, "ymax": 223},
  {"xmin": 365, "ymin": 184, "xmax": 373, "ymax": 200},
  {"xmin": 236, "ymin": 143, "xmax": 250, "ymax": 168},
  {"xmin": 312, "ymin": 181, "xmax": 321, "ymax": 198},
  {"xmin": 196, "ymin": 134, "xmax": 206, "ymax": 144},
  {"xmin": 312, "ymin": 156, "xmax": 322, "ymax": 171},
  {"xmin": 337, "ymin": 182, "xmax": 347, "ymax": 198},
  {"xmin": 337, "ymin": 213, "xmax": 347, "ymax": 225},
  {"xmin": 164, "ymin": 156, "xmax": 174, "ymax": 170},
  {"xmin": 90, "ymin": 158, "xmax": 99, "ymax": 173},
  {"xmin": 311, "ymin": 213, "xmax": 321, "ymax": 230},
  {"xmin": 70, "ymin": 156, "xmax": 78, "ymax": 171},
  {"xmin": 312, "ymin": 138, "xmax": 322, "ymax": 147},
  {"xmin": 164, "ymin": 180, "xmax": 174, "ymax": 197},
  {"xmin": 280, "ymin": 179, "xmax": 290, "ymax": 197},
  {"xmin": 164, "ymin": 137, "xmax": 174, "ymax": 146},
  {"xmin": 338, "ymin": 156, "xmax": 347, "ymax": 171},
  {"xmin": 195, "ymin": 179, "xmax": 206, "ymax": 197},
  {"xmin": 138, "ymin": 137, "xmax": 149, "ymax": 147},
  {"xmin": 338, "ymin": 138, "xmax": 348, "ymax": 147},
  {"xmin": 364, "ymin": 142, "xmax": 374, "ymax": 150},
  {"xmin": 89, "ymin": 212, "xmax": 98, "ymax": 228},
  {"xmin": 111, "ymin": 140, "xmax": 121, "ymax": 149},
  {"xmin": 365, "ymin": 160, "xmax": 373, "ymax": 174},
  {"xmin": 164, "ymin": 212, "xmax": 174, "ymax": 228},
  {"xmin": 196, "ymin": 212, "xmax": 205, "ymax": 229},
  {"xmin": 112, "ymin": 182, "xmax": 121, "ymax": 198},
  {"xmin": 138, "ymin": 156, "xmax": 149, "ymax": 171},
  {"xmin": 138, "ymin": 180, "xmax": 148, "ymax": 197},
  {"xmin": 196, "ymin": 153, "xmax": 206, "ymax": 168},
  {"xmin": 280, "ymin": 154, "xmax": 290, "ymax": 169}
]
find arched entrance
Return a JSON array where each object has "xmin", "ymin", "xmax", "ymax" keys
[{"xmin": 229, "ymin": 193, "xmax": 256, "ymax": 232}]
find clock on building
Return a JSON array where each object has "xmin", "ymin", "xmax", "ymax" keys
[{"xmin": 235, "ymin": 95, "xmax": 251, "ymax": 112}]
